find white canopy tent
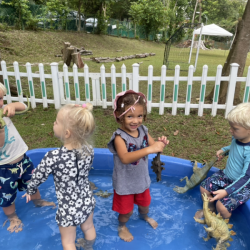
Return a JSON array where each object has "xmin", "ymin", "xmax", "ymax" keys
[{"xmin": 188, "ymin": 24, "xmax": 233, "ymax": 70}]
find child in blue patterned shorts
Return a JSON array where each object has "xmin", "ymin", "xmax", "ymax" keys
[
  {"xmin": 0, "ymin": 82, "xmax": 55, "ymax": 233},
  {"xmin": 195, "ymin": 102, "xmax": 250, "ymax": 219}
]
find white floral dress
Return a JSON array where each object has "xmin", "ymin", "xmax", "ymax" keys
[{"xmin": 27, "ymin": 146, "xmax": 95, "ymax": 227}]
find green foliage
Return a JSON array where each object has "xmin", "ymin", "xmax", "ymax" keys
[
  {"xmin": 0, "ymin": 22, "xmax": 9, "ymax": 31},
  {"xmin": 46, "ymin": 0, "xmax": 70, "ymax": 30},
  {"xmin": 186, "ymin": 0, "xmax": 247, "ymax": 34},
  {"xmin": 2, "ymin": 0, "xmax": 32, "ymax": 29},
  {"xmin": 95, "ymin": 11, "xmax": 108, "ymax": 34},
  {"xmin": 129, "ymin": 0, "xmax": 168, "ymax": 38},
  {"xmin": 167, "ymin": 0, "xmax": 188, "ymax": 37},
  {"xmin": 25, "ymin": 15, "xmax": 39, "ymax": 31}
]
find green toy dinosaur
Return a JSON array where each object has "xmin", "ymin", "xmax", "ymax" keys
[
  {"xmin": 173, "ymin": 150, "xmax": 229, "ymax": 194},
  {"xmin": 0, "ymin": 97, "xmax": 30, "ymax": 129},
  {"xmin": 194, "ymin": 193, "xmax": 236, "ymax": 250}
]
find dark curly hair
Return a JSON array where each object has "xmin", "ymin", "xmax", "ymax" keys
[{"xmin": 115, "ymin": 93, "xmax": 147, "ymax": 123}]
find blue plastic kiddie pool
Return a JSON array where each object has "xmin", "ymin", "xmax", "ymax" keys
[{"xmin": 1, "ymin": 148, "xmax": 250, "ymax": 250}]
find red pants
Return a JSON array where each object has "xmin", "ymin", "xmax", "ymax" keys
[{"xmin": 112, "ymin": 188, "xmax": 151, "ymax": 214}]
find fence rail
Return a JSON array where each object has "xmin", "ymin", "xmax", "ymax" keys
[{"xmin": 1, "ymin": 60, "xmax": 250, "ymax": 118}]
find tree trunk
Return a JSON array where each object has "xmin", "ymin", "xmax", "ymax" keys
[
  {"xmin": 78, "ymin": 1, "xmax": 82, "ymax": 32},
  {"xmin": 72, "ymin": 53, "xmax": 84, "ymax": 68},
  {"xmin": 64, "ymin": 47, "xmax": 75, "ymax": 67},
  {"xmin": 192, "ymin": 0, "xmax": 199, "ymax": 24},
  {"xmin": 63, "ymin": 42, "xmax": 71, "ymax": 61},
  {"xmin": 206, "ymin": 0, "xmax": 250, "ymax": 105}
]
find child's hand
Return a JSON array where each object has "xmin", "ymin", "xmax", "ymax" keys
[
  {"xmin": 151, "ymin": 141, "xmax": 166, "ymax": 153},
  {"xmin": 216, "ymin": 149, "xmax": 224, "ymax": 161},
  {"xmin": 22, "ymin": 193, "xmax": 31, "ymax": 203},
  {"xmin": 158, "ymin": 136, "xmax": 169, "ymax": 147},
  {"xmin": 209, "ymin": 189, "xmax": 228, "ymax": 202},
  {"xmin": 3, "ymin": 104, "xmax": 16, "ymax": 117}
]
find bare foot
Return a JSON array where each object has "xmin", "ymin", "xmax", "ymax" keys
[
  {"xmin": 32, "ymin": 199, "xmax": 56, "ymax": 208},
  {"xmin": 144, "ymin": 217, "xmax": 158, "ymax": 229},
  {"xmin": 118, "ymin": 226, "xmax": 134, "ymax": 242},
  {"xmin": 195, "ymin": 209, "xmax": 204, "ymax": 219},
  {"xmin": 3, "ymin": 215, "xmax": 23, "ymax": 233}
]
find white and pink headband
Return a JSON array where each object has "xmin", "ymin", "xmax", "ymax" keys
[{"xmin": 113, "ymin": 90, "xmax": 147, "ymax": 123}]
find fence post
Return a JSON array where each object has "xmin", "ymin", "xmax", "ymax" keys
[
  {"xmin": 73, "ymin": 64, "xmax": 80, "ymax": 104},
  {"xmin": 243, "ymin": 66, "xmax": 250, "ymax": 103},
  {"xmin": 185, "ymin": 65, "xmax": 194, "ymax": 115},
  {"xmin": 172, "ymin": 65, "xmax": 180, "ymax": 115},
  {"xmin": 63, "ymin": 63, "xmax": 71, "ymax": 104},
  {"xmin": 198, "ymin": 65, "xmax": 208, "ymax": 116},
  {"xmin": 211, "ymin": 65, "xmax": 222, "ymax": 116},
  {"xmin": 121, "ymin": 64, "xmax": 126, "ymax": 92},
  {"xmin": 26, "ymin": 62, "xmax": 36, "ymax": 108},
  {"xmin": 100, "ymin": 64, "xmax": 107, "ymax": 109},
  {"xmin": 50, "ymin": 62, "xmax": 61, "ymax": 109},
  {"xmin": 132, "ymin": 63, "xmax": 139, "ymax": 92},
  {"xmin": 39, "ymin": 63, "xmax": 48, "ymax": 108},
  {"xmin": 84, "ymin": 64, "xmax": 90, "ymax": 103},
  {"xmin": 1, "ymin": 60, "xmax": 11, "ymax": 104},
  {"xmin": 159, "ymin": 65, "xmax": 166, "ymax": 115},
  {"xmin": 147, "ymin": 65, "xmax": 153, "ymax": 113},
  {"xmin": 225, "ymin": 63, "xmax": 239, "ymax": 117},
  {"xmin": 111, "ymin": 64, "xmax": 116, "ymax": 109},
  {"xmin": 13, "ymin": 61, "xmax": 23, "ymax": 103}
]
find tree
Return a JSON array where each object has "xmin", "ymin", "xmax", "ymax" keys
[
  {"xmin": 2, "ymin": 0, "xmax": 32, "ymax": 29},
  {"xmin": 46, "ymin": 0, "xmax": 70, "ymax": 30},
  {"xmin": 68, "ymin": 0, "xmax": 84, "ymax": 31},
  {"xmin": 82, "ymin": 0, "xmax": 113, "ymax": 34},
  {"xmin": 129, "ymin": 0, "xmax": 168, "ymax": 38},
  {"xmin": 206, "ymin": 0, "xmax": 250, "ymax": 104}
]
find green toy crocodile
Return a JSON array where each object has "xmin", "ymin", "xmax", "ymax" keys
[
  {"xmin": 0, "ymin": 97, "xmax": 30, "ymax": 129},
  {"xmin": 173, "ymin": 150, "xmax": 229, "ymax": 194},
  {"xmin": 194, "ymin": 193, "xmax": 236, "ymax": 250}
]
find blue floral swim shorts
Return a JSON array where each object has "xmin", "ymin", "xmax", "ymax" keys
[
  {"xmin": 0, "ymin": 154, "xmax": 34, "ymax": 207},
  {"xmin": 201, "ymin": 170, "xmax": 250, "ymax": 213}
]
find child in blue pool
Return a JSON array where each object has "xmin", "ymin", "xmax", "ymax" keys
[
  {"xmin": 108, "ymin": 90, "xmax": 169, "ymax": 242},
  {"xmin": 195, "ymin": 102, "xmax": 250, "ymax": 219},
  {"xmin": 23, "ymin": 103, "xmax": 96, "ymax": 250},
  {"xmin": 0, "ymin": 82, "xmax": 55, "ymax": 233}
]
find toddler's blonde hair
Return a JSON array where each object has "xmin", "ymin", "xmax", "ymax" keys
[
  {"xmin": 0, "ymin": 82, "xmax": 7, "ymax": 95},
  {"xmin": 227, "ymin": 102, "xmax": 250, "ymax": 129},
  {"xmin": 59, "ymin": 103, "xmax": 95, "ymax": 149}
]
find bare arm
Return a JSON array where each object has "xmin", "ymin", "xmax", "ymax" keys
[
  {"xmin": 0, "ymin": 128, "xmax": 4, "ymax": 147},
  {"xmin": 114, "ymin": 133, "xmax": 167, "ymax": 164},
  {"xmin": 3, "ymin": 102, "xmax": 26, "ymax": 117}
]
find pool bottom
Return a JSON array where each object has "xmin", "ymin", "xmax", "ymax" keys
[{"xmin": 0, "ymin": 171, "xmax": 249, "ymax": 250}]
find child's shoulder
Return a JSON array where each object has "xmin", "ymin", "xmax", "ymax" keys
[{"xmin": 45, "ymin": 147, "xmax": 63, "ymax": 157}]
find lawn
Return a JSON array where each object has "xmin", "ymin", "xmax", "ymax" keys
[{"xmin": 1, "ymin": 29, "xmax": 249, "ymax": 169}]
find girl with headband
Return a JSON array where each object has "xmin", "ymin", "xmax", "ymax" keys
[
  {"xmin": 23, "ymin": 103, "xmax": 96, "ymax": 250},
  {"xmin": 108, "ymin": 90, "xmax": 169, "ymax": 242}
]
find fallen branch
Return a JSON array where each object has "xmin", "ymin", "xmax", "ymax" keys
[{"xmin": 92, "ymin": 53, "xmax": 155, "ymax": 63}]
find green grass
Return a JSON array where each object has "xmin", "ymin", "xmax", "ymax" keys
[{"xmin": 1, "ymin": 30, "xmax": 250, "ymax": 169}]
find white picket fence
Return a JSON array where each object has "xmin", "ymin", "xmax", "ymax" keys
[{"xmin": 1, "ymin": 60, "xmax": 250, "ymax": 117}]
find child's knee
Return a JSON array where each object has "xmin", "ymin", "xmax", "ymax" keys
[
  {"xmin": 216, "ymin": 201, "xmax": 231, "ymax": 219},
  {"xmin": 80, "ymin": 221, "xmax": 95, "ymax": 234},
  {"xmin": 138, "ymin": 205, "xmax": 149, "ymax": 214}
]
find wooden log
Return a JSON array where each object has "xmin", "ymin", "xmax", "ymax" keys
[
  {"xmin": 72, "ymin": 53, "xmax": 84, "ymax": 69},
  {"xmin": 135, "ymin": 54, "xmax": 147, "ymax": 58},
  {"xmin": 149, "ymin": 53, "xmax": 156, "ymax": 56},
  {"xmin": 64, "ymin": 47, "xmax": 75, "ymax": 67},
  {"xmin": 63, "ymin": 42, "xmax": 71, "ymax": 61}
]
